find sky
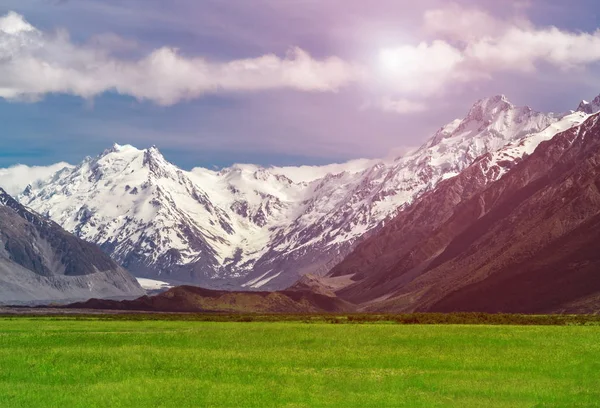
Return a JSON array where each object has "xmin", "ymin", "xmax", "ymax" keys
[{"xmin": 0, "ymin": 0, "xmax": 600, "ymax": 169}]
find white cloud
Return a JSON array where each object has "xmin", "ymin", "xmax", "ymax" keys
[
  {"xmin": 0, "ymin": 163, "xmax": 72, "ymax": 196},
  {"xmin": 466, "ymin": 26, "xmax": 600, "ymax": 72},
  {"xmin": 423, "ymin": 4, "xmax": 600, "ymax": 73},
  {"xmin": 0, "ymin": 11, "xmax": 36, "ymax": 35},
  {"xmin": 423, "ymin": 4, "xmax": 516, "ymax": 42},
  {"xmin": 379, "ymin": 97, "xmax": 427, "ymax": 114},
  {"xmin": 113, "ymin": 47, "xmax": 363, "ymax": 105},
  {"xmin": 0, "ymin": 12, "xmax": 363, "ymax": 105}
]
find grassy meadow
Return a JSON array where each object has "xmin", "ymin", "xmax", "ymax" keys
[{"xmin": 0, "ymin": 317, "xmax": 598, "ymax": 407}]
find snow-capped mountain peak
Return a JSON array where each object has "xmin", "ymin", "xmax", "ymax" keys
[
  {"xmin": 105, "ymin": 143, "xmax": 138, "ymax": 154},
  {"xmin": 93, "ymin": 143, "xmax": 178, "ymax": 181},
  {"xmin": 422, "ymin": 95, "xmax": 555, "ymax": 155},
  {"xmin": 465, "ymin": 94, "xmax": 512, "ymax": 122}
]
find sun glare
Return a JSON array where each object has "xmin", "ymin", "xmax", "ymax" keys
[{"xmin": 379, "ymin": 48, "xmax": 403, "ymax": 73}]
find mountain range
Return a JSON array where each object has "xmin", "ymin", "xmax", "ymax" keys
[
  {"xmin": 14, "ymin": 94, "xmax": 570, "ymax": 290},
  {"xmin": 2, "ymin": 92, "xmax": 600, "ymax": 311}
]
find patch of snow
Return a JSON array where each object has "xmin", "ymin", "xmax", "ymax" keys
[
  {"xmin": 250, "ymin": 272, "xmax": 282, "ymax": 289},
  {"xmin": 241, "ymin": 270, "xmax": 273, "ymax": 288},
  {"xmin": 136, "ymin": 278, "xmax": 173, "ymax": 291}
]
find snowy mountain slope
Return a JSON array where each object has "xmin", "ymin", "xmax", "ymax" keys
[
  {"xmin": 0, "ymin": 162, "xmax": 72, "ymax": 196},
  {"xmin": 20, "ymin": 94, "xmax": 590, "ymax": 290},
  {"xmin": 136, "ymin": 277, "xmax": 173, "ymax": 291}
]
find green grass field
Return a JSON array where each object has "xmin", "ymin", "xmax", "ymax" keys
[{"xmin": 0, "ymin": 318, "xmax": 598, "ymax": 407}]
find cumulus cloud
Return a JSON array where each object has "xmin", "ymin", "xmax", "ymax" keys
[
  {"xmin": 465, "ymin": 26, "xmax": 600, "ymax": 72},
  {"xmin": 0, "ymin": 11, "xmax": 36, "ymax": 35},
  {"xmin": 422, "ymin": 4, "xmax": 600, "ymax": 73},
  {"xmin": 0, "ymin": 11, "xmax": 363, "ymax": 105}
]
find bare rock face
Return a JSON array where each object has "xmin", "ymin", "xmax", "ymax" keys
[
  {"xmin": 0, "ymin": 188, "xmax": 144, "ymax": 304},
  {"xmin": 331, "ymin": 114, "xmax": 600, "ymax": 314}
]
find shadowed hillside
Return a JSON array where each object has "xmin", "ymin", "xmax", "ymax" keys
[{"xmin": 330, "ymin": 114, "xmax": 600, "ymax": 314}]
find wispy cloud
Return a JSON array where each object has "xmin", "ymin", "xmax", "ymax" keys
[
  {"xmin": 380, "ymin": 97, "xmax": 427, "ymax": 114},
  {"xmin": 362, "ymin": 97, "xmax": 427, "ymax": 115}
]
